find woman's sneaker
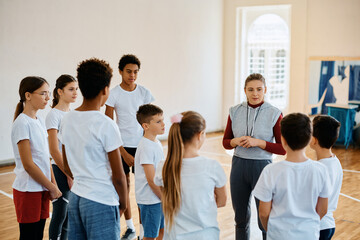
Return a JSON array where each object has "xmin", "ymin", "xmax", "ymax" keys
[{"xmin": 121, "ymin": 227, "xmax": 136, "ymax": 240}]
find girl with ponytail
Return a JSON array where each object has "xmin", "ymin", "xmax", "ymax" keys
[
  {"xmin": 154, "ymin": 111, "xmax": 227, "ymax": 240},
  {"xmin": 45, "ymin": 74, "xmax": 78, "ymax": 240},
  {"xmin": 11, "ymin": 76, "xmax": 62, "ymax": 239}
]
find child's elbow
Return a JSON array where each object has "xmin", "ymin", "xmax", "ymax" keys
[
  {"xmin": 22, "ymin": 161, "xmax": 34, "ymax": 173},
  {"xmin": 113, "ymin": 174, "xmax": 127, "ymax": 187}
]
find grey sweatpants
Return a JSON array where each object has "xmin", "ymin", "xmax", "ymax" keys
[{"xmin": 230, "ymin": 156, "xmax": 271, "ymax": 240}]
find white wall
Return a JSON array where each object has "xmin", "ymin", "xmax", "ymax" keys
[{"xmin": 0, "ymin": 0, "xmax": 223, "ymax": 164}]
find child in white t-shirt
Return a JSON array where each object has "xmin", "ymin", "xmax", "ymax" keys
[
  {"xmin": 310, "ymin": 115, "xmax": 343, "ymax": 240},
  {"xmin": 46, "ymin": 74, "xmax": 78, "ymax": 240},
  {"xmin": 105, "ymin": 54, "xmax": 154, "ymax": 240},
  {"xmin": 154, "ymin": 111, "xmax": 227, "ymax": 240},
  {"xmin": 253, "ymin": 113, "xmax": 330, "ymax": 240},
  {"xmin": 60, "ymin": 58, "xmax": 128, "ymax": 240},
  {"xmin": 135, "ymin": 104, "xmax": 165, "ymax": 240},
  {"xmin": 11, "ymin": 76, "xmax": 62, "ymax": 239}
]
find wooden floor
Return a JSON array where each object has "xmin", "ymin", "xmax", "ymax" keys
[{"xmin": 0, "ymin": 132, "xmax": 359, "ymax": 239}]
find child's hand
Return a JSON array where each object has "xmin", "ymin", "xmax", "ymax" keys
[
  {"xmin": 119, "ymin": 203, "xmax": 127, "ymax": 216},
  {"xmin": 49, "ymin": 185, "xmax": 62, "ymax": 200},
  {"xmin": 123, "ymin": 152, "xmax": 135, "ymax": 167}
]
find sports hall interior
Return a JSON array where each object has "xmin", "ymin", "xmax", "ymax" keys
[{"xmin": 0, "ymin": 0, "xmax": 359, "ymax": 239}]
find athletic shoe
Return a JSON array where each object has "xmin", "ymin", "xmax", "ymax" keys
[{"xmin": 121, "ymin": 227, "xmax": 136, "ymax": 240}]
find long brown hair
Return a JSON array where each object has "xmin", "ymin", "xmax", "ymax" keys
[
  {"xmin": 51, "ymin": 74, "xmax": 76, "ymax": 108},
  {"xmin": 162, "ymin": 111, "xmax": 206, "ymax": 229},
  {"xmin": 13, "ymin": 76, "xmax": 48, "ymax": 121}
]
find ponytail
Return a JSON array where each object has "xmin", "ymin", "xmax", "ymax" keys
[
  {"xmin": 51, "ymin": 74, "xmax": 76, "ymax": 108},
  {"xmin": 162, "ymin": 111, "xmax": 206, "ymax": 230},
  {"xmin": 13, "ymin": 101, "xmax": 24, "ymax": 121},
  {"xmin": 52, "ymin": 87, "xmax": 60, "ymax": 108},
  {"xmin": 13, "ymin": 76, "xmax": 48, "ymax": 121},
  {"xmin": 162, "ymin": 122, "xmax": 184, "ymax": 229}
]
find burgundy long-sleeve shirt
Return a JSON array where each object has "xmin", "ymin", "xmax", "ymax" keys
[{"xmin": 222, "ymin": 102, "xmax": 286, "ymax": 155}]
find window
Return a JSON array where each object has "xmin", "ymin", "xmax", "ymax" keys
[
  {"xmin": 241, "ymin": 11, "xmax": 290, "ymax": 110},
  {"xmin": 233, "ymin": 5, "xmax": 291, "ymax": 164}
]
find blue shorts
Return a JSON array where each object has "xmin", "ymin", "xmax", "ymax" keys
[{"xmin": 138, "ymin": 203, "xmax": 164, "ymax": 238}]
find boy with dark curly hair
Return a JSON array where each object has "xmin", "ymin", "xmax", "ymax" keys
[{"xmin": 60, "ymin": 58, "xmax": 128, "ymax": 240}]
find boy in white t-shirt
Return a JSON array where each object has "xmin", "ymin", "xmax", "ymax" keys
[
  {"xmin": 105, "ymin": 54, "xmax": 154, "ymax": 240},
  {"xmin": 253, "ymin": 113, "xmax": 330, "ymax": 240},
  {"xmin": 135, "ymin": 104, "xmax": 165, "ymax": 240},
  {"xmin": 310, "ymin": 115, "xmax": 342, "ymax": 240},
  {"xmin": 60, "ymin": 58, "xmax": 128, "ymax": 240}
]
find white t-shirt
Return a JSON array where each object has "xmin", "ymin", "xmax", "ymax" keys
[
  {"xmin": 253, "ymin": 159, "xmax": 330, "ymax": 240},
  {"xmin": 319, "ymin": 156, "xmax": 343, "ymax": 230},
  {"xmin": 105, "ymin": 84, "xmax": 154, "ymax": 147},
  {"xmin": 45, "ymin": 108, "xmax": 67, "ymax": 165},
  {"xmin": 154, "ymin": 156, "xmax": 227, "ymax": 240},
  {"xmin": 11, "ymin": 113, "xmax": 51, "ymax": 192},
  {"xmin": 59, "ymin": 110, "xmax": 123, "ymax": 206},
  {"xmin": 135, "ymin": 137, "xmax": 164, "ymax": 204}
]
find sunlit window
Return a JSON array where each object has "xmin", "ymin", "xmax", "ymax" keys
[{"xmin": 247, "ymin": 14, "xmax": 289, "ymax": 110}]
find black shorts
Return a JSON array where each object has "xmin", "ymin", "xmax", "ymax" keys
[{"xmin": 121, "ymin": 147, "xmax": 137, "ymax": 174}]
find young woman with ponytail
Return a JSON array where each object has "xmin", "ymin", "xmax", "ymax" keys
[
  {"xmin": 154, "ymin": 111, "xmax": 227, "ymax": 240},
  {"xmin": 45, "ymin": 74, "xmax": 78, "ymax": 240},
  {"xmin": 11, "ymin": 76, "xmax": 62, "ymax": 240}
]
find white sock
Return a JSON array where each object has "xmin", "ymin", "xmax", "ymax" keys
[
  {"xmin": 139, "ymin": 224, "xmax": 144, "ymax": 239},
  {"xmin": 126, "ymin": 219, "xmax": 135, "ymax": 231}
]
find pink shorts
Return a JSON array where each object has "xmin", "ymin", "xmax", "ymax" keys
[{"xmin": 13, "ymin": 189, "xmax": 50, "ymax": 223}]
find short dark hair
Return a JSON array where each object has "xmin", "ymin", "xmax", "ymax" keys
[
  {"xmin": 137, "ymin": 104, "xmax": 163, "ymax": 125},
  {"xmin": 118, "ymin": 54, "xmax": 141, "ymax": 71},
  {"xmin": 313, "ymin": 115, "xmax": 340, "ymax": 149},
  {"xmin": 77, "ymin": 58, "xmax": 113, "ymax": 99},
  {"xmin": 281, "ymin": 113, "xmax": 312, "ymax": 150}
]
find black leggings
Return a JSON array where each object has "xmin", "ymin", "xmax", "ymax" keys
[
  {"xmin": 230, "ymin": 156, "xmax": 271, "ymax": 240},
  {"xmin": 19, "ymin": 219, "xmax": 46, "ymax": 240},
  {"xmin": 49, "ymin": 164, "xmax": 70, "ymax": 240}
]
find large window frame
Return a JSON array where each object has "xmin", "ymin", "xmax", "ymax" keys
[{"xmin": 236, "ymin": 6, "xmax": 291, "ymax": 111}]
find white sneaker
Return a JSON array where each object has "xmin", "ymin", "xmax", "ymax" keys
[{"xmin": 121, "ymin": 227, "xmax": 136, "ymax": 240}]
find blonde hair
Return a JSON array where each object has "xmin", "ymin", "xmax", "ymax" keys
[{"xmin": 162, "ymin": 111, "xmax": 206, "ymax": 229}]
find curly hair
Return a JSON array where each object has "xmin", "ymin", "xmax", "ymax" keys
[
  {"xmin": 77, "ymin": 58, "xmax": 113, "ymax": 99},
  {"xmin": 118, "ymin": 54, "xmax": 141, "ymax": 71}
]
